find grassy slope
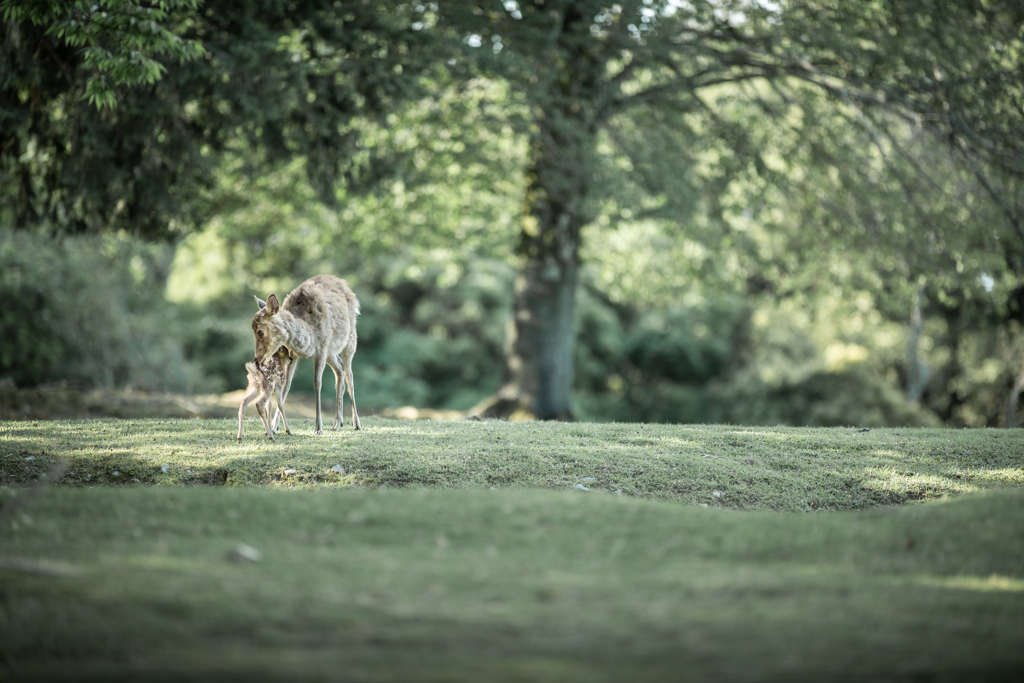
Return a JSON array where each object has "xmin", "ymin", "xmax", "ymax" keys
[
  {"xmin": 2, "ymin": 418, "xmax": 1024, "ymax": 681},
  {"xmin": 3, "ymin": 417, "xmax": 1023, "ymax": 509}
]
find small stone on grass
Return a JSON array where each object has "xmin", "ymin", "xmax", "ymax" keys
[{"xmin": 227, "ymin": 543, "xmax": 262, "ymax": 563}]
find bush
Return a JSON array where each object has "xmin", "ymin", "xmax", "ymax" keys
[
  {"xmin": 709, "ymin": 365, "xmax": 941, "ymax": 427},
  {"xmin": 0, "ymin": 231, "xmax": 207, "ymax": 391},
  {"xmin": 573, "ymin": 286, "xmax": 750, "ymax": 423},
  {"xmin": 571, "ymin": 283, "xmax": 938, "ymax": 427},
  {"xmin": 355, "ymin": 256, "xmax": 514, "ymax": 410},
  {"xmin": 5, "ymin": 228, "xmax": 940, "ymax": 427}
]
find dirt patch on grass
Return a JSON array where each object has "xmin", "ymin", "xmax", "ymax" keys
[
  {"xmin": 0, "ymin": 379, "xmax": 338, "ymax": 421},
  {"xmin": 0, "ymin": 381, "xmax": 237, "ymax": 420},
  {"xmin": 0, "ymin": 379, "xmax": 467, "ymax": 422}
]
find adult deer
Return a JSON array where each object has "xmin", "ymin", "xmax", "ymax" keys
[{"xmin": 252, "ymin": 275, "xmax": 361, "ymax": 433}]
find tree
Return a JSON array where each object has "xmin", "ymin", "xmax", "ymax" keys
[
  {"xmin": 1, "ymin": 0, "xmax": 429, "ymax": 237},
  {"xmin": 430, "ymin": 0, "xmax": 1023, "ymax": 420},
  {"xmin": 689, "ymin": 79, "xmax": 1020, "ymax": 426},
  {"xmin": 1, "ymin": 0, "xmax": 206, "ymax": 109},
  {"xmin": 6, "ymin": 0, "xmax": 1021, "ymax": 421}
]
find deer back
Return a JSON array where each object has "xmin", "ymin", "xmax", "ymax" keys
[{"xmin": 280, "ymin": 275, "xmax": 359, "ymax": 357}]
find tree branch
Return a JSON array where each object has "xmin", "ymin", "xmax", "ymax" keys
[{"xmin": 951, "ymin": 115, "xmax": 1024, "ymax": 252}]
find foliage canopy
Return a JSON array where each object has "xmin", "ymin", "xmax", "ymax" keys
[{"xmin": 2, "ymin": 0, "xmax": 1024, "ymax": 425}]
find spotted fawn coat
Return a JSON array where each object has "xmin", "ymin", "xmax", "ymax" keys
[{"xmin": 237, "ymin": 345, "xmax": 295, "ymax": 441}]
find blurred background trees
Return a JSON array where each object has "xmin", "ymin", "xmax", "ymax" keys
[{"xmin": 2, "ymin": 0, "xmax": 1022, "ymax": 427}]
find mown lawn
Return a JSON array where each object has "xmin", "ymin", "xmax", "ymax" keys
[{"xmin": 1, "ymin": 418, "xmax": 1023, "ymax": 681}]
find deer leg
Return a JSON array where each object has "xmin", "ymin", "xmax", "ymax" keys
[
  {"xmin": 274, "ymin": 386, "xmax": 291, "ymax": 435},
  {"xmin": 313, "ymin": 355, "xmax": 327, "ymax": 435},
  {"xmin": 237, "ymin": 384, "xmax": 260, "ymax": 442},
  {"xmin": 327, "ymin": 356, "xmax": 344, "ymax": 430},
  {"xmin": 343, "ymin": 347, "xmax": 361, "ymax": 431},
  {"xmin": 271, "ymin": 357, "xmax": 299, "ymax": 433}
]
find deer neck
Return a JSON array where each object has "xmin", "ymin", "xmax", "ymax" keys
[{"xmin": 271, "ymin": 310, "xmax": 317, "ymax": 358}]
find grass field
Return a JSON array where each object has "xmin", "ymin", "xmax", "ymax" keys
[
  {"xmin": 2, "ymin": 417, "xmax": 1024, "ymax": 681},
  {"xmin": 4, "ymin": 417, "xmax": 1023, "ymax": 508}
]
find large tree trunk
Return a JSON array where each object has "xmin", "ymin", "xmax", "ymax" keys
[
  {"xmin": 478, "ymin": 132, "xmax": 591, "ymax": 420},
  {"xmin": 478, "ymin": 119, "xmax": 595, "ymax": 420},
  {"xmin": 472, "ymin": 4, "xmax": 603, "ymax": 420},
  {"xmin": 507, "ymin": 248, "xmax": 580, "ymax": 420}
]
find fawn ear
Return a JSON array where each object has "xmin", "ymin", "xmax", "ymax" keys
[
  {"xmin": 266, "ymin": 294, "xmax": 280, "ymax": 315},
  {"xmin": 255, "ymin": 295, "xmax": 266, "ymax": 310}
]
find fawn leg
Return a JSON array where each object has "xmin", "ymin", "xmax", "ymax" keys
[
  {"xmin": 342, "ymin": 347, "xmax": 361, "ymax": 431},
  {"xmin": 255, "ymin": 396, "xmax": 275, "ymax": 441},
  {"xmin": 237, "ymin": 385, "xmax": 260, "ymax": 442},
  {"xmin": 312, "ymin": 355, "xmax": 327, "ymax": 435}
]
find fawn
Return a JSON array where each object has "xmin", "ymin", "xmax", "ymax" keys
[
  {"xmin": 236, "ymin": 345, "xmax": 295, "ymax": 442},
  {"xmin": 252, "ymin": 274, "xmax": 361, "ymax": 434}
]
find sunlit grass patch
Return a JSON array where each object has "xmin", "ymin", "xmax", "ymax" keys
[
  {"xmin": 912, "ymin": 574, "xmax": 1024, "ymax": 593},
  {"xmin": 861, "ymin": 467, "xmax": 975, "ymax": 500},
  {"xmin": 968, "ymin": 467, "xmax": 1024, "ymax": 486}
]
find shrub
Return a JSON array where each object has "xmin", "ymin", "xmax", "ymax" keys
[
  {"xmin": 0, "ymin": 230, "xmax": 206, "ymax": 391},
  {"xmin": 571, "ymin": 283, "xmax": 938, "ymax": 427}
]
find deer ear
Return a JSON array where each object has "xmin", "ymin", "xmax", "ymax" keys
[
  {"xmin": 255, "ymin": 295, "xmax": 266, "ymax": 310},
  {"xmin": 266, "ymin": 294, "xmax": 280, "ymax": 315}
]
